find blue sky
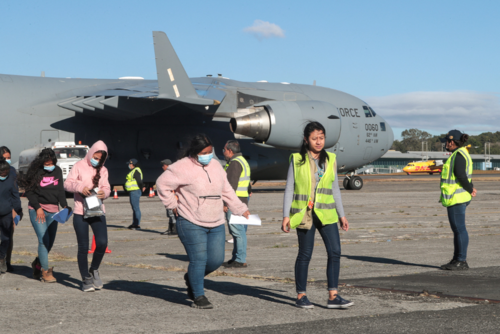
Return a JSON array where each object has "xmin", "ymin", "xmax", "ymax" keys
[{"xmin": 1, "ymin": 0, "xmax": 499, "ymax": 139}]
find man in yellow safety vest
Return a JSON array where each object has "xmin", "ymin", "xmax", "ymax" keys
[{"xmin": 222, "ymin": 140, "xmax": 251, "ymax": 268}]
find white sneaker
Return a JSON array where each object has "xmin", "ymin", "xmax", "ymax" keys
[{"xmin": 226, "ymin": 239, "xmax": 234, "ymax": 244}]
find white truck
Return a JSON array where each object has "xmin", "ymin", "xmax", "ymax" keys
[{"xmin": 18, "ymin": 142, "xmax": 89, "ymax": 180}]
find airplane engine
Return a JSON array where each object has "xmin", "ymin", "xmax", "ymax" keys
[{"xmin": 230, "ymin": 100, "xmax": 341, "ymax": 149}]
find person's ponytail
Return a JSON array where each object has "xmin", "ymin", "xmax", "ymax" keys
[{"xmin": 457, "ymin": 134, "xmax": 469, "ymax": 147}]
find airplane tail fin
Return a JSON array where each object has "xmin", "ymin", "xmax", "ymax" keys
[{"xmin": 153, "ymin": 31, "xmax": 211, "ymax": 105}]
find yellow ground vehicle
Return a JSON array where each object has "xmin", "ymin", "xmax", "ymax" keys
[{"xmin": 403, "ymin": 160, "xmax": 443, "ymax": 175}]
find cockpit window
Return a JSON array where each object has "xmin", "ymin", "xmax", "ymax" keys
[
  {"xmin": 362, "ymin": 106, "xmax": 372, "ymax": 117},
  {"xmin": 369, "ymin": 107, "xmax": 377, "ymax": 116},
  {"xmin": 380, "ymin": 122, "xmax": 386, "ymax": 131}
]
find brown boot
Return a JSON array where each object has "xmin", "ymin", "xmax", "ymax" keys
[{"xmin": 41, "ymin": 267, "xmax": 57, "ymax": 283}]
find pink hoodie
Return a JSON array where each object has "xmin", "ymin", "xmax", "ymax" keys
[
  {"xmin": 64, "ymin": 141, "xmax": 111, "ymax": 215},
  {"xmin": 156, "ymin": 156, "xmax": 248, "ymax": 228}
]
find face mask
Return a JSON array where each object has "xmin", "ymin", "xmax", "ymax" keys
[
  {"xmin": 6, "ymin": 159, "xmax": 11, "ymax": 165},
  {"xmin": 128, "ymin": 165, "xmax": 133, "ymax": 170},
  {"xmin": 91, "ymin": 158, "xmax": 99, "ymax": 167},
  {"xmin": 44, "ymin": 165, "xmax": 56, "ymax": 172},
  {"xmin": 198, "ymin": 153, "xmax": 213, "ymax": 166},
  {"xmin": 0, "ymin": 175, "xmax": 8, "ymax": 181}
]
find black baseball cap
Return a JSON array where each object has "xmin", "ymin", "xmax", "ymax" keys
[
  {"xmin": 127, "ymin": 158, "xmax": 138, "ymax": 165},
  {"xmin": 440, "ymin": 130, "xmax": 464, "ymax": 143}
]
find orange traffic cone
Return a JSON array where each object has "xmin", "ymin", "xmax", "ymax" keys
[
  {"xmin": 113, "ymin": 189, "xmax": 119, "ymax": 199},
  {"xmin": 88, "ymin": 235, "xmax": 112, "ymax": 254},
  {"xmin": 149, "ymin": 187, "xmax": 155, "ymax": 198}
]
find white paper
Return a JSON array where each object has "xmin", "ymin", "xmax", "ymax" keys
[
  {"xmin": 229, "ymin": 214, "xmax": 261, "ymax": 226},
  {"xmin": 85, "ymin": 195, "xmax": 100, "ymax": 209}
]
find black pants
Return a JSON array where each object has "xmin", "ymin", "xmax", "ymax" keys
[
  {"xmin": 0, "ymin": 213, "xmax": 13, "ymax": 260},
  {"xmin": 73, "ymin": 214, "xmax": 108, "ymax": 279}
]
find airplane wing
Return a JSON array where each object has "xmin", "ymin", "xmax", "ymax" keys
[{"xmin": 57, "ymin": 31, "xmax": 222, "ymax": 120}]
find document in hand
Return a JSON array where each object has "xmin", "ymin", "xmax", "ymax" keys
[
  {"xmin": 52, "ymin": 208, "xmax": 73, "ymax": 224},
  {"xmin": 229, "ymin": 214, "xmax": 261, "ymax": 226},
  {"xmin": 14, "ymin": 215, "xmax": 20, "ymax": 226},
  {"xmin": 85, "ymin": 195, "xmax": 100, "ymax": 209}
]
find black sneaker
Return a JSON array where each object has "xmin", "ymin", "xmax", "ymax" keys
[
  {"xmin": 191, "ymin": 295, "xmax": 214, "ymax": 309},
  {"xmin": 327, "ymin": 295, "xmax": 354, "ymax": 309},
  {"xmin": 32, "ymin": 257, "xmax": 41, "ymax": 279},
  {"xmin": 127, "ymin": 224, "xmax": 140, "ymax": 230},
  {"xmin": 444, "ymin": 260, "xmax": 469, "ymax": 270},
  {"xmin": 440, "ymin": 259, "xmax": 457, "ymax": 269},
  {"xmin": 222, "ymin": 261, "xmax": 247, "ymax": 268},
  {"xmin": 295, "ymin": 295, "xmax": 314, "ymax": 309},
  {"xmin": 184, "ymin": 273, "xmax": 194, "ymax": 300}
]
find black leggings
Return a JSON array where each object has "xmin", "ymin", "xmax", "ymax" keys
[{"xmin": 73, "ymin": 214, "xmax": 108, "ymax": 279}]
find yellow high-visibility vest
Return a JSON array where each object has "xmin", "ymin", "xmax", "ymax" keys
[
  {"xmin": 289, "ymin": 152, "xmax": 338, "ymax": 229},
  {"xmin": 125, "ymin": 167, "xmax": 143, "ymax": 191},
  {"xmin": 224, "ymin": 156, "xmax": 251, "ymax": 197},
  {"xmin": 440, "ymin": 147, "xmax": 473, "ymax": 207}
]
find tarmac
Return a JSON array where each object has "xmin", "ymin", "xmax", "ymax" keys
[{"xmin": 1, "ymin": 177, "xmax": 499, "ymax": 333}]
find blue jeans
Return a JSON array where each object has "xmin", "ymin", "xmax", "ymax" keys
[
  {"xmin": 447, "ymin": 201, "xmax": 470, "ymax": 261},
  {"xmin": 226, "ymin": 209, "xmax": 247, "ymax": 263},
  {"xmin": 129, "ymin": 190, "xmax": 141, "ymax": 226},
  {"xmin": 295, "ymin": 213, "xmax": 341, "ymax": 294},
  {"xmin": 29, "ymin": 209, "xmax": 58, "ymax": 270},
  {"xmin": 73, "ymin": 214, "xmax": 108, "ymax": 279},
  {"xmin": 177, "ymin": 216, "xmax": 225, "ymax": 298}
]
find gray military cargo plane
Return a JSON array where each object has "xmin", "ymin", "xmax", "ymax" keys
[{"xmin": 0, "ymin": 31, "xmax": 393, "ymax": 190}]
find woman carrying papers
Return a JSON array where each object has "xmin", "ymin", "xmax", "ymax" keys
[
  {"xmin": 65, "ymin": 141, "xmax": 111, "ymax": 292},
  {"xmin": 20, "ymin": 149, "xmax": 68, "ymax": 282},
  {"xmin": 281, "ymin": 122, "xmax": 353, "ymax": 309},
  {"xmin": 156, "ymin": 134, "xmax": 250, "ymax": 309}
]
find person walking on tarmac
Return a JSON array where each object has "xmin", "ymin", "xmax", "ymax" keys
[
  {"xmin": 156, "ymin": 134, "xmax": 250, "ymax": 309},
  {"xmin": 125, "ymin": 159, "xmax": 145, "ymax": 230},
  {"xmin": 439, "ymin": 130, "xmax": 476, "ymax": 270},
  {"xmin": 0, "ymin": 157, "xmax": 22, "ymax": 274},
  {"xmin": 222, "ymin": 140, "xmax": 251, "ymax": 268},
  {"xmin": 0, "ymin": 146, "xmax": 22, "ymax": 273},
  {"xmin": 65, "ymin": 141, "xmax": 111, "ymax": 292},
  {"xmin": 160, "ymin": 159, "xmax": 178, "ymax": 236},
  {"xmin": 21, "ymin": 148, "xmax": 68, "ymax": 282},
  {"xmin": 282, "ymin": 121, "xmax": 353, "ymax": 310}
]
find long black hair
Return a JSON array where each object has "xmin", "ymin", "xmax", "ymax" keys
[
  {"xmin": 92, "ymin": 150, "xmax": 107, "ymax": 189},
  {"xmin": 0, "ymin": 157, "xmax": 10, "ymax": 174},
  {"xmin": 298, "ymin": 122, "xmax": 329, "ymax": 167},
  {"xmin": 183, "ymin": 134, "xmax": 213, "ymax": 158},
  {"xmin": 0, "ymin": 146, "xmax": 11, "ymax": 156},
  {"xmin": 19, "ymin": 148, "xmax": 57, "ymax": 193}
]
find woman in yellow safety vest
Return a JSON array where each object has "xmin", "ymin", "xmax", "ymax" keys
[
  {"xmin": 125, "ymin": 159, "xmax": 145, "ymax": 230},
  {"xmin": 282, "ymin": 121, "xmax": 352, "ymax": 309},
  {"xmin": 439, "ymin": 130, "xmax": 477, "ymax": 270}
]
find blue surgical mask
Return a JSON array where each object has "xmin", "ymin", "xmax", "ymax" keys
[
  {"xmin": 6, "ymin": 159, "xmax": 11, "ymax": 165},
  {"xmin": 0, "ymin": 175, "xmax": 8, "ymax": 181},
  {"xmin": 91, "ymin": 158, "xmax": 99, "ymax": 167},
  {"xmin": 197, "ymin": 153, "xmax": 214, "ymax": 166},
  {"xmin": 44, "ymin": 165, "xmax": 56, "ymax": 172}
]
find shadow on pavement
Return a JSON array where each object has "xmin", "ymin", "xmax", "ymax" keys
[
  {"xmin": 157, "ymin": 253, "xmax": 189, "ymax": 262},
  {"xmin": 105, "ymin": 280, "xmax": 192, "ymax": 307},
  {"xmin": 8, "ymin": 265, "xmax": 82, "ymax": 290},
  {"xmin": 342, "ymin": 254, "xmax": 440, "ymax": 269},
  {"xmin": 107, "ymin": 224, "xmax": 164, "ymax": 234},
  {"xmin": 205, "ymin": 280, "xmax": 294, "ymax": 306}
]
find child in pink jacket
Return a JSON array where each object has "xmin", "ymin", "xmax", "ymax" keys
[
  {"xmin": 64, "ymin": 140, "xmax": 110, "ymax": 292},
  {"xmin": 156, "ymin": 134, "xmax": 250, "ymax": 309}
]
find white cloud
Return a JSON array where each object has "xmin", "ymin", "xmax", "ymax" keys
[
  {"xmin": 365, "ymin": 91, "xmax": 500, "ymax": 134},
  {"xmin": 244, "ymin": 20, "xmax": 285, "ymax": 40}
]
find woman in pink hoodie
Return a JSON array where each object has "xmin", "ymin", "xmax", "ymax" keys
[
  {"xmin": 157, "ymin": 134, "xmax": 250, "ymax": 309},
  {"xmin": 64, "ymin": 141, "xmax": 111, "ymax": 292}
]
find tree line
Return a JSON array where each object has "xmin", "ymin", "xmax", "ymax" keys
[{"xmin": 391, "ymin": 129, "xmax": 500, "ymax": 155}]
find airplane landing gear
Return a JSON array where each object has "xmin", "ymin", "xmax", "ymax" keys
[{"xmin": 343, "ymin": 173, "xmax": 363, "ymax": 190}]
